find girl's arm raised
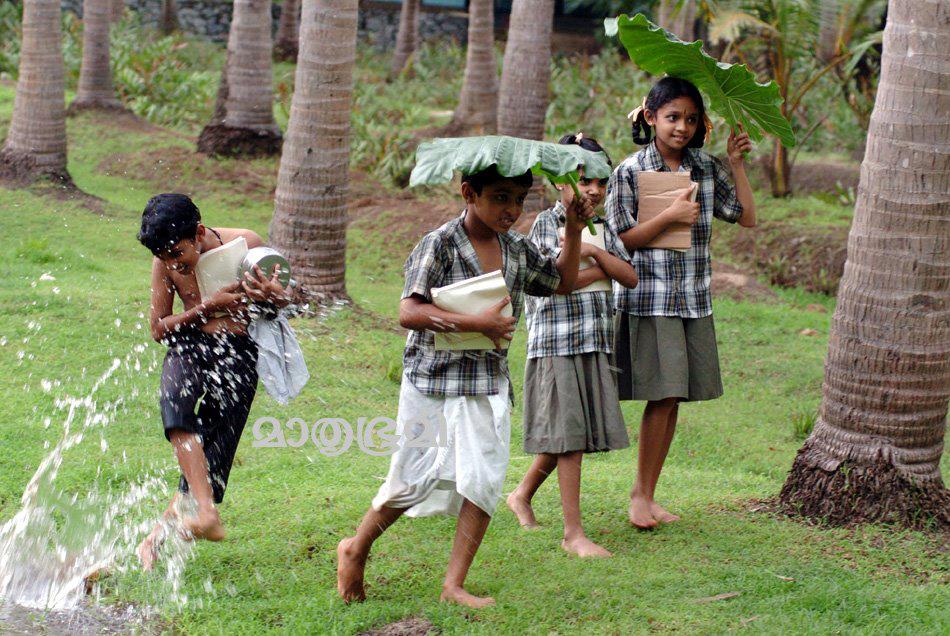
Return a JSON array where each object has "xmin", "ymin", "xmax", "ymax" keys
[{"xmin": 727, "ymin": 129, "xmax": 757, "ymax": 227}]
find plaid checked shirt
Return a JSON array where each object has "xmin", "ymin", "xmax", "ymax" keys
[
  {"xmin": 604, "ymin": 141, "xmax": 744, "ymax": 318},
  {"xmin": 402, "ymin": 209, "xmax": 562, "ymax": 402},
  {"xmin": 525, "ymin": 202, "xmax": 630, "ymax": 359}
]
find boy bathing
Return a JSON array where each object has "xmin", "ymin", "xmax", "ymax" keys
[{"xmin": 135, "ymin": 193, "xmax": 290, "ymax": 570}]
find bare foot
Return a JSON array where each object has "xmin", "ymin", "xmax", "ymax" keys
[
  {"xmin": 183, "ymin": 509, "xmax": 226, "ymax": 541},
  {"xmin": 650, "ymin": 501, "xmax": 680, "ymax": 524},
  {"xmin": 506, "ymin": 490, "xmax": 540, "ymax": 529},
  {"xmin": 336, "ymin": 537, "xmax": 367, "ymax": 603},
  {"xmin": 628, "ymin": 495, "xmax": 658, "ymax": 530},
  {"xmin": 561, "ymin": 536, "xmax": 612, "ymax": 558},
  {"xmin": 440, "ymin": 585, "xmax": 495, "ymax": 608},
  {"xmin": 137, "ymin": 522, "xmax": 168, "ymax": 571}
]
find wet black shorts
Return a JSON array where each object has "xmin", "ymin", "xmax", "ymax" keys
[{"xmin": 159, "ymin": 330, "xmax": 259, "ymax": 503}]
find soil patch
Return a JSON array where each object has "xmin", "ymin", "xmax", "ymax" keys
[
  {"xmin": 98, "ymin": 145, "xmax": 279, "ymax": 202},
  {"xmin": 711, "ymin": 261, "xmax": 778, "ymax": 303},
  {"xmin": 358, "ymin": 617, "xmax": 438, "ymax": 636},
  {"xmin": 752, "ymin": 158, "xmax": 860, "ymax": 196},
  {"xmin": 728, "ymin": 221, "xmax": 848, "ymax": 295}
]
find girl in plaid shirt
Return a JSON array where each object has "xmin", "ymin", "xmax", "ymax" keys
[
  {"xmin": 604, "ymin": 77, "xmax": 756, "ymax": 529},
  {"xmin": 507, "ymin": 134, "xmax": 639, "ymax": 558}
]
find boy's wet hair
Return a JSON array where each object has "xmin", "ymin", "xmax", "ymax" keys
[
  {"xmin": 557, "ymin": 133, "xmax": 612, "ymax": 167},
  {"xmin": 631, "ymin": 77, "xmax": 707, "ymax": 148},
  {"xmin": 138, "ymin": 193, "xmax": 201, "ymax": 255},
  {"xmin": 461, "ymin": 164, "xmax": 533, "ymax": 195}
]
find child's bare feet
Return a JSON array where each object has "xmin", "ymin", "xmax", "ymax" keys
[
  {"xmin": 506, "ymin": 490, "xmax": 540, "ymax": 529},
  {"xmin": 137, "ymin": 522, "xmax": 168, "ymax": 571},
  {"xmin": 183, "ymin": 508, "xmax": 226, "ymax": 541},
  {"xmin": 650, "ymin": 501, "xmax": 680, "ymax": 523},
  {"xmin": 337, "ymin": 537, "xmax": 367, "ymax": 603},
  {"xmin": 561, "ymin": 535, "xmax": 612, "ymax": 558},
  {"xmin": 440, "ymin": 585, "xmax": 495, "ymax": 608},
  {"xmin": 628, "ymin": 495, "xmax": 658, "ymax": 529}
]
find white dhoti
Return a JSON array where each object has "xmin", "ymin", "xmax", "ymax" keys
[{"xmin": 372, "ymin": 374, "xmax": 511, "ymax": 517}]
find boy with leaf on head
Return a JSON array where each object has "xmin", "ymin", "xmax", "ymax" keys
[{"xmin": 337, "ymin": 137, "xmax": 608, "ymax": 608}]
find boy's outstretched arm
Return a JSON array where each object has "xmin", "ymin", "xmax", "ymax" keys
[{"xmin": 399, "ymin": 295, "xmax": 517, "ymax": 351}]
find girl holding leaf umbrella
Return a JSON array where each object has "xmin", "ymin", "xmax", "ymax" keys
[{"xmin": 603, "ymin": 14, "xmax": 781, "ymax": 529}]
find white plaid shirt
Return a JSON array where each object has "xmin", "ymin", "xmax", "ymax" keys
[
  {"xmin": 525, "ymin": 202, "xmax": 630, "ymax": 358},
  {"xmin": 605, "ymin": 141, "xmax": 744, "ymax": 318},
  {"xmin": 402, "ymin": 209, "xmax": 562, "ymax": 402}
]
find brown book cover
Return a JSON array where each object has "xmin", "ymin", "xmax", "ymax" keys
[{"xmin": 636, "ymin": 171, "xmax": 697, "ymax": 250}]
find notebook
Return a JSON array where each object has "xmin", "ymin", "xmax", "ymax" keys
[
  {"xmin": 195, "ymin": 237, "xmax": 248, "ymax": 302},
  {"xmin": 636, "ymin": 171, "xmax": 698, "ymax": 251},
  {"xmin": 431, "ymin": 270, "xmax": 512, "ymax": 351},
  {"xmin": 557, "ymin": 224, "xmax": 612, "ymax": 294}
]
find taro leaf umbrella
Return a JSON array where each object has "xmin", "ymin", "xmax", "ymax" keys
[
  {"xmin": 605, "ymin": 13, "xmax": 796, "ymax": 148},
  {"xmin": 409, "ymin": 135, "xmax": 614, "ymax": 234}
]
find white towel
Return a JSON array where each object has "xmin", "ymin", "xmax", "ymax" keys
[{"xmin": 247, "ymin": 314, "xmax": 310, "ymax": 404}]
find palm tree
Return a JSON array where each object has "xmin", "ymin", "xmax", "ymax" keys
[
  {"xmin": 268, "ymin": 0, "xmax": 358, "ymax": 299},
  {"xmin": 497, "ymin": 0, "xmax": 555, "ymax": 217},
  {"xmin": 197, "ymin": 0, "xmax": 282, "ymax": 158},
  {"xmin": 109, "ymin": 0, "xmax": 123, "ymax": 22},
  {"xmin": 0, "ymin": 0, "xmax": 69, "ymax": 183},
  {"xmin": 274, "ymin": 0, "xmax": 300, "ymax": 62},
  {"xmin": 451, "ymin": 0, "xmax": 498, "ymax": 132},
  {"xmin": 71, "ymin": 0, "xmax": 123, "ymax": 112},
  {"xmin": 390, "ymin": 0, "xmax": 420, "ymax": 79},
  {"xmin": 160, "ymin": 0, "xmax": 179, "ymax": 36},
  {"xmin": 656, "ymin": 0, "xmax": 698, "ymax": 41},
  {"xmin": 779, "ymin": 0, "xmax": 949, "ymax": 529}
]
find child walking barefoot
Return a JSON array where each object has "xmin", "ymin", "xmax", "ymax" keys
[
  {"xmin": 604, "ymin": 78, "xmax": 756, "ymax": 529},
  {"xmin": 507, "ymin": 134, "xmax": 638, "ymax": 557},
  {"xmin": 135, "ymin": 194, "xmax": 291, "ymax": 568},
  {"xmin": 338, "ymin": 164, "xmax": 595, "ymax": 607}
]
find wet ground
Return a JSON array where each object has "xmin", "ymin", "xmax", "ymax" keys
[{"xmin": 0, "ymin": 601, "xmax": 158, "ymax": 635}]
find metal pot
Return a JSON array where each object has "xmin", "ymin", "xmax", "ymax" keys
[{"xmin": 241, "ymin": 247, "xmax": 292, "ymax": 289}]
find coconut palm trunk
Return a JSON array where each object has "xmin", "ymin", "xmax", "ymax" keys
[
  {"xmin": 451, "ymin": 0, "xmax": 498, "ymax": 132},
  {"xmin": 160, "ymin": 0, "xmax": 179, "ymax": 35},
  {"xmin": 497, "ymin": 0, "xmax": 555, "ymax": 220},
  {"xmin": 0, "ymin": 0, "xmax": 69, "ymax": 183},
  {"xmin": 657, "ymin": 0, "xmax": 697, "ymax": 41},
  {"xmin": 71, "ymin": 0, "xmax": 123, "ymax": 111},
  {"xmin": 268, "ymin": 0, "xmax": 358, "ymax": 299},
  {"xmin": 390, "ymin": 0, "xmax": 420, "ymax": 79},
  {"xmin": 274, "ymin": 0, "xmax": 300, "ymax": 62},
  {"xmin": 197, "ymin": 0, "xmax": 282, "ymax": 158},
  {"xmin": 779, "ymin": 0, "xmax": 949, "ymax": 529}
]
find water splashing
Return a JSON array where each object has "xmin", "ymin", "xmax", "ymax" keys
[{"xmin": 0, "ymin": 351, "xmax": 194, "ymax": 616}]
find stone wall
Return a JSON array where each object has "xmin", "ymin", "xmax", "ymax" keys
[{"xmin": 59, "ymin": 0, "xmax": 469, "ymax": 46}]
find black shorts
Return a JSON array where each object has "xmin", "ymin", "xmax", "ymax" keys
[{"xmin": 159, "ymin": 330, "xmax": 259, "ymax": 503}]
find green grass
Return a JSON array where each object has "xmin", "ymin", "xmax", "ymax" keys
[{"xmin": 1, "ymin": 83, "xmax": 947, "ymax": 635}]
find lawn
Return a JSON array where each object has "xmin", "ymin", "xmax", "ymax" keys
[{"xmin": 0, "ymin": 82, "xmax": 947, "ymax": 635}]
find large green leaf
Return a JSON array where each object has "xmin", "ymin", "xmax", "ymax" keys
[
  {"xmin": 410, "ymin": 135, "xmax": 610, "ymax": 233},
  {"xmin": 409, "ymin": 135, "xmax": 612, "ymax": 188},
  {"xmin": 604, "ymin": 13, "xmax": 796, "ymax": 147}
]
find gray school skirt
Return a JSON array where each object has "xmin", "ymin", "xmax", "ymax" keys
[
  {"xmin": 612, "ymin": 312, "xmax": 724, "ymax": 402},
  {"xmin": 522, "ymin": 351, "xmax": 630, "ymax": 454}
]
